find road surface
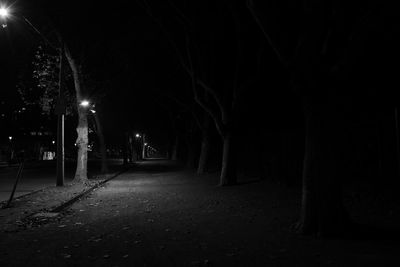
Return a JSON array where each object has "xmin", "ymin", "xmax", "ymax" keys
[{"xmin": 1, "ymin": 160, "xmax": 398, "ymax": 266}]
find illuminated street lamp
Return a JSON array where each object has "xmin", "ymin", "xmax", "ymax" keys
[
  {"xmin": 0, "ymin": 6, "xmax": 9, "ymax": 28},
  {"xmin": 0, "ymin": 6, "xmax": 9, "ymax": 18},
  {"xmin": 80, "ymin": 100, "xmax": 90, "ymax": 107},
  {"xmin": 135, "ymin": 133, "xmax": 140, "ymax": 138},
  {"xmin": 8, "ymin": 136, "xmax": 12, "ymax": 141}
]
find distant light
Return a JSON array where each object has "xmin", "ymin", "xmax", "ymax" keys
[
  {"xmin": 0, "ymin": 7, "xmax": 9, "ymax": 18},
  {"xmin": 80, "ymin": 100, "xmax": 90, "ymax": 107},
  {"xmin": 135, "ymin": 133, "xmax": 140, "ymax": 138},
  {"xmin": 52, "ymin": 140, "xmax": 55, "ymax": 144},
  {"xmin": 90, "ymin": 109, "xmax": 96, "ymax": 114},
  {"xmin": 144, "ymin": 143, "xmax": 148, "ymax": 146},
  {"xmin": 8, "ymin": 136, "xmax": 12, "ymax": 140}
]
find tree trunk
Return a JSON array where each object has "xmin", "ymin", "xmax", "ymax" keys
[
  {"xmin": 185, "ymin": 122, "xmax": 196, "ymax": 169},
  {"xmin": 74, "ymin": 107, "xmax": 88, "ymax": 182},
  {"xmin": 141, "ymin": 134, "xmax": 147, "ymax": 160},
  {"xmin": 186, "ymin": 140, "xmax": 196, "ymax": 169},
  {"xmin": 197, "ymin": 119, "xmax": 210, "ymax": 174},
  {"xmin": 219, "ymin": 131, "xmax": 237, "ymax": 186},
  {"xmin": 297, "ymin": 97, "xmax": 349, "ymax": 237},
  {"xmin": 123, "ymin": 132, "xmax": 129, "ymax": 165},
  {"xmin": 197, "ymin": 133, "xmax": 210, "ymax": 174},
  {"xmin": 93, "ymin": 113, "xmax": 108, "ymax": 173},
  {"xmin": 172, "ymin": 136, "xmax": 179, "ymax": 161},
  {"xmin": 64, "ymin": 44, "xmax": 89, "ymax": 183}
]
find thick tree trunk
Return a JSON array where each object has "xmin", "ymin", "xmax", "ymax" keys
[
  {"xmin": 197, "ymin": 132, "xmax": 210, "ymax": 174},
  {"xmin": 65, "ymin": 44, "xmax": 89, "ymax": 183},
  {"xmin": 219, "ymin": 131, "xmax": 237, "ymax": 186},
  {"xmin": 172, "ymin": 136, "xmax": 179, "ymax": 161},
  {"xmin": 197, "ymin": 114, "xmax": 211, "ymax": 174},
  {"xmin": 185, "ymin": 122, "xmax": 196, "ymax": 169},
  {"xmin": 123, "ymin": 132, "xmax": 129, "ymax": 165},
  {"xmin": 197, "ymin": 113, "xmax": 211, "ymax": 174},
  {"xmin": 130, "ymin": 132, "xmax": 137, "ymax": 163},
  {"xmin": 298, "ymin": 97, "xmax": 349, "ymax": 237},
  {"xmin": 186, "ymin": 141, "xmax": 196, "ymax": 169},
  {"xmin": 74, "ymin": 107, "xmax": 88, "ymax": 182},
  {"xmin": 141, "ymin": 134, "xmax": 147, "ymax": 160}
]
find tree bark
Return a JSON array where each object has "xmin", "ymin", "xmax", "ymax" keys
[
  {"xmin": 197, "ymin": 116, "xmax": 211, "ymax": 174},
  {"xmin": 171, "ymin": 136, "xmax": 179, "ymax": 161},
  {"xmin": 64, "ymin": 43, "xmax": 88, "ymax": 183},
  {"xmin": 186, "ymin": 144, "xmax": 196, "ymax": 169},
  {"xmin": 74, "ymin": 106, "xmax": 88, "ymax": 182},
  {"xmin": 297, "ymin": 97, "xmax": 349, "ymax": 237},
  {"xmin": 219, "ymin": 131, "xmax": 237, "ymax": 186},
  {"xmin": 123, "ymin": 132, "xmax": 129, "ymax": 165}
]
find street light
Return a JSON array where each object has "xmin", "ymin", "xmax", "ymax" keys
[
  {"xmin": 0, "ymin": 6, "xmax": 9, "ymax": 28},
  {"xmin": 80, "ymin": 100, "xmax": 90, "ymax": 107},
  {"xmin": 0, "ymin": 6, "xmax": 9, "ymax": 18},
  {"xmin": 135, "ymin": 133, "xmax": 140, "ymax": 138}
]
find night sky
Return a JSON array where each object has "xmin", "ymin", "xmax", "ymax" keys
[{"xmin": 1, "ymin": 0, "xmax": 400, "ymax": 161}]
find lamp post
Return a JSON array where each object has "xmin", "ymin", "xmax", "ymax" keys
[
  {"xmin": 55, "ymin": 45, "xmax": 65, "ymax": 186},
  {"xmin": 1, "ymin": 4, "xmax": 65, "ymax": 186}
]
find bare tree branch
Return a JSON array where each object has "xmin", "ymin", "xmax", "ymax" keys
[
  {"xmin": 246, "ymin": 0, "xmax": 289, "ymax": 69},
  {"xmin": 64, "ymin": 42, "xmax": 83, "ymax": 101},
  {"xmin": 162, "ymin": 93, "xmax": 204, "ymax": 131},
  {"xmin": 140, "ymin": 0, "xmax": 226, "ymax": 127},
  {"xmin": 186, "ymin": 36, "xmax": 225, "ymax": 137},
  {"xmin": 228, "ymin": 2, "xmax": 242, "ymax": 111}
]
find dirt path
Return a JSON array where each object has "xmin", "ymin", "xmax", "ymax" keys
[{"xmin": 0, "ymin": 160, "xmax": 398, "ymax": 266}]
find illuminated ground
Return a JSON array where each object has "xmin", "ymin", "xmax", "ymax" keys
[{"xmin": 0, "ymin": 160, "xmax": 399, "ymax": 266}]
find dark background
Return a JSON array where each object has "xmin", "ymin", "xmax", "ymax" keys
[{"xmin": 1, "ymin": 0, "xmax": 399, "ymax": 186}]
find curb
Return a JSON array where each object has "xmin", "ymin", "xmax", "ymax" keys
[
  {"xmin": 0, "ymin": 188, "xmax": 47, "ymax": 208},
  {"xmin": 51, "ymin": 167, "xmax": 130, "ymax": 213}
]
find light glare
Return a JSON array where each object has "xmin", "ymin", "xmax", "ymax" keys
[
  {"xmin": 80, "ymin": 100, "xmax": 90, "ymax": 107},
  {"xmin": 0, "ymin": 7, "xmax": 9, "ymax": 18}
]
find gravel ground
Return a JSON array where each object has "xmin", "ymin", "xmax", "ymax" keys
[{"xmin": 0, "ymin": 160, "xmax": 399, "ymax": 266}]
